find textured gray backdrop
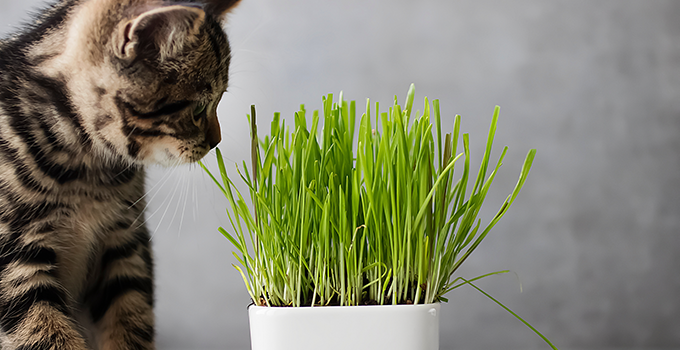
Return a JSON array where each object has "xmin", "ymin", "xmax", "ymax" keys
[{"xmin": 1, "ymin": 1, "xmax": 679, "ymax": 349}]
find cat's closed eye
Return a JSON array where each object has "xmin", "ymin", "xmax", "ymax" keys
[{"xmin": 193, "ymin": 102, "xmax": 208, "ymax": 121}]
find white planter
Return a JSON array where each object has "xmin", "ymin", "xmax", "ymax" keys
[{"xmin": 248, "ymin": 303, "xmax": 440, "ymax": 350}]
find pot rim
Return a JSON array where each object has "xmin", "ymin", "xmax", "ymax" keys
[{"xmin": 248, "ymin": 302, "xmax": 441, "ymax": 310}]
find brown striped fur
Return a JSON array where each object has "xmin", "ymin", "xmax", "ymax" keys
[{"xmin": 0, "ymin": 0, "xmax": 240, "ymax": 349}]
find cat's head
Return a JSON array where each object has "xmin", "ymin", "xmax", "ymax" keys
[{"xmin": 40, "ymin": 0, "xmax": 240, "ymax": 166}]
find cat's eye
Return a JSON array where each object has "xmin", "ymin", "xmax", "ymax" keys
[{"xmin": 193, "ymin": 103, "xmax": 207, "ymax": 121}]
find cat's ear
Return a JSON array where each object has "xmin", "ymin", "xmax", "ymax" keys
[
  {"xmin": 116, "ymin": 5, "xmax": 205, "ymax": 63},
  {"xmin": 199, "ymin": 0, "xmax": 241, "ymax": 19}
]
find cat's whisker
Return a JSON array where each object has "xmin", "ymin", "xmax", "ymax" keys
[
  {"xmin": 113, "ymin": 160, "xmax": 138, "ymax": 179},
  {"xmin": 125, "ymin": 126, "xmax": 138, "ymax": 139},
  {"xmin": 149, "ymin": 172, "xmax": 182, "ymax": 239},
  {"xmin": 150, "ymin": 161, "xmax": 187, "ymax": 237},
  {"xmin": 133, "ymin": 166, "xmax": 174, "ymax": 211},
  {"xmin": 169, "ymin": 165, "xmax": 189, "ymax": 235},
  {"xmin": 128, "ymin": 169, "xmax": 166, "ymax": 210},
  {"xmin": 176, "ymin": 167, "xmax": 193, "ymax": 237},
  {"xmin": 133, "ymin": 166, "xmax": 178, "ymax": 230},
  {"xmin": 191, "ymin": 178, "xmax": 197, "ymax": 222},
  {"xmin": 144, "ymin": 203, "xmax": 168, "ymax": 242}
]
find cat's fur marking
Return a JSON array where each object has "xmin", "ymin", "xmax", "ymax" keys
[{"xmin": 0, "ymin": 0, "xmax": 240, "ymax": 349}]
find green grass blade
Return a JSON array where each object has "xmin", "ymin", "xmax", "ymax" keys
[{"xmin": 461, "ymin": 278, "xmax": 559, "ymax": 350}]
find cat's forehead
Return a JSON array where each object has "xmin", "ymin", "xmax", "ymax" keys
[
  {"xmin": 127, "ymin": 15, "xmax": 230, "ymax": 92},
  {"xmin": 183, "ymin": 17, "xmax": 229, "ymax": 74}
]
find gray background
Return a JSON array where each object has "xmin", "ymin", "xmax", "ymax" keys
[{"xmin": 1, "ymin": 0, "xmax": 679, "ymax": 349}]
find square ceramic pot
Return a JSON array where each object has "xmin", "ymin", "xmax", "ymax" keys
[{"xmin": 248, "ymin": 303, "xmax": 440, "ymax": 350}]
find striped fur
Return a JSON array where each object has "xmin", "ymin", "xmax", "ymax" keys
[{"xmin": 0, "ymin": 0, "xmax": 239, "ymax": 349}]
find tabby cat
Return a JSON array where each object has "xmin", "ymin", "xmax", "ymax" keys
[{"xmin": 0, "ymin": 0, "xmax": 239, "ymax": 348}]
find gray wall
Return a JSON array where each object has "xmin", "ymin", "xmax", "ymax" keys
[{"xmin": 2, "ymin": 1, "xmax": 679, "ymax": 349}]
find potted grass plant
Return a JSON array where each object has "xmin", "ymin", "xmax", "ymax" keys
[{"xmin": 201, "ymin": 85, "xmax": 556, "ymax": 350}]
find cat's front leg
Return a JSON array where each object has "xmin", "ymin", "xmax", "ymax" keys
[
  {"xmin": 88, "ymin": 224, "xmax": 155, "ymax": 350},
  {"xmin": 0, "ymin": 248, "xmax": 89, "ymax": 349}
]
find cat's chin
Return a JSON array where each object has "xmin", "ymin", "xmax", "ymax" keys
[{"xmin": 140, "ymin": 143, "xmax": 210, "ymax": 167}]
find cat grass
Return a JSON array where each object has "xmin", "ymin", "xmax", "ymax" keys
[{"xmin": 201, "ymin": 85, "xmax": 556, "ymax": 349}]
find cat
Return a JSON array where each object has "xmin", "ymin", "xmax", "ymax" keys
[{"xmin": 0, "ymin": 0, "xmax": 239, "ymax": 348}]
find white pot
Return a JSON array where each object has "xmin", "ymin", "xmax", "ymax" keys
[{"xmin": 248, "ymin": 303, "xmax": 440, "ymax": 350}]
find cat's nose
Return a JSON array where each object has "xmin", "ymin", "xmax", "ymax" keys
[{"xmin": 207, "ymin": 116, "xmax": 221, "ymax": 149}]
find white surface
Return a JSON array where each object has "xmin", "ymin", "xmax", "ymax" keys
[{"xmin": 248, "ymin": 304, "xmax": 440, "ymax": 350}]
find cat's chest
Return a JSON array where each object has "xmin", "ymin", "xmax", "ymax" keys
[{"xmin": 56, "ymin": 187, "xmax": 146, "ymax": 298}]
